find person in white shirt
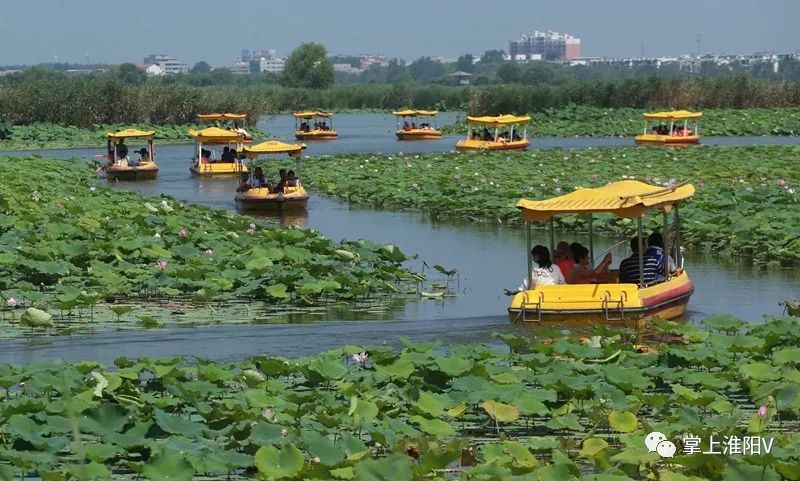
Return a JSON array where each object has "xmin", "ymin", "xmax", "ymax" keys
[{"xmin": 525, "ymin": 245, "xmax": 566, "ymax": 289}]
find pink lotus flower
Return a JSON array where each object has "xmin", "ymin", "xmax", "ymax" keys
[
  {"xmin": 352, "ymin": 352, "xmax": 368, "ymax": 364},
  {"xmin": 246, "ymin": 228, "xmax": 256, "ymax": 235},
  {"xmin": 205, "ymin": 248, "xmax": 214, "ymax": 255},
  {"xmin": 156, "ymin": 260, "xmax": 168, "ymax": 270},
  {"xmin": 777, "ymin": 179, "xmax": 787, "ymax": 187},
  {"xmin": 758, "ymin": 405, "xmax": 767, "ymax": 418},
  {"xmin": 6, "ymin": 298, "xmax": 16, "ymax": 308},
  {"xmin": 178, "ymin": 228, "xmax": 187, "ymax": 237}
]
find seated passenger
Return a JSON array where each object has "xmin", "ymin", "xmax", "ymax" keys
[
  {"xmin": 567, "ymin": 245, "xmax": 612, "ymax": 284},
  {"xmin": 235, "ymin": 172, "xmax": 251, "ymax": 192},
  {"xmin": 511, "ymin": 130, "xmax": 522, "ymax": 141},
  {"xmin": 299, "ymin": 121, "xmax": 309, "ymax": 132},
  {"xmin": 554, "ymin": 241, "xmax": 575, "ymax": 280},
  {"xmin": 272, "ymin": 168, "xmax": 288, "ymax": 193},
  {"xmin": 285, "ymin": 170, "xmax": 299, "ymax": 187},
  {"xmin": 117, "ymin": 140, "xmax": 129, "ymax": 160},
  {"xmin": 471, "ymin": 131, "xmax": 481, "ymax": 140},
  {"xmin": 200, "ymin": 148, "xmax": 212, "ymax": 164},
  {"xmin": 403, "ymin": 121, "xmax": 411, "ymax": 131},
  {"xmin": 220, "ymin": 146, "xmax": 235, "ymax": 162},
  {"xmin": 482, "ymin": 128, "xmax": 493, "ymax": 141},
  {"xmin": 252, "ymin": 167, "xmax": 270, "ymax": 188},
  {"xmin": 645, "ymin": 232, "xmax": 676, "ymax": 282},
  {"xmin": 618, "ymin": 236, "xmax": 659, "ymax": 285},
  {"xmin": 135, "ymin": 148, "xmax": 150, "ymax": 164},
  {"xmin": 526, "ymin": 245, "xmax": 566, "ymax": 289}
]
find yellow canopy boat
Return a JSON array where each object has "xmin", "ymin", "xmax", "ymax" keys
[
  {"xmin": 103, "ymin": 129, "xmax": 158, "ymax": 181},
  {"xmin": 508, "ymin": 180, "xmax": 695, "ymax": 326},
  {"xmin": 393, "ymin": 110, "xmax": 443, "ymax": 140},
  {"xmin": 188, "ymin": 127, "xmax": 248, "ymax": 176},
  {"xmin": 635, "ymin": 110, "xmax": 702, "ymax": 145},
  {"xmin": 235, "ymin": 140, "xmax": 309, "ymax": 212},
  {"xmin": 198, "ymin": 112, "xmax": 253, "ymax": 141},
  {"xmin": 456, "ymin": 114, "xmax": 531, "ymax": 151},
  {"xmin": 293, "ymin": 111, "xmax": 338, "ymax": 140}
]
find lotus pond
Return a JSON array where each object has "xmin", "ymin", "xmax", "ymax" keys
[
  {"xmin": 0, "ymin": 123, "xmax": 267, "ymax": 151},
  {"xmin": 296, "ymin": 145, "xmax": 800, "ymax": 266},
  {"xmin": 0, "ymin": 157, "xmax": 433, "ymax": 336},
  {"xmin": 442, "ymin": 107, "xmax": 800, "ymax": 138},
  {"xmin": 1, "ymin": 315, "xmax": 800, "ymax": 480}
]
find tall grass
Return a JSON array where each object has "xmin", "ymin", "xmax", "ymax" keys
[{"xmin": 1, "ymin": 72, "xmax": 798, "ymax": 127}]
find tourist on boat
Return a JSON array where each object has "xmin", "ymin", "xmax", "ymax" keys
[
  {"xmin": 235, "ymin": 172, "xmax": 251, "ymax": 192},
  {"xmin": 221, "ymin": 146, "xmax": 235, "ymax": 162},
  {"xmin": 471, "ymin": 131, "xmax": 481, "ymax": 140},
  {"xmin": 116, "ymin": 140, "xmax": 129, "ymax": 160},
  {"xmin": 482, "ymin": 128, "xmax": 493, "ymax": 141},
  {"xmin": 200, "ymin": 149, "xmax": 212, "ymax": 164},
  {"xmin": 646, "ymin": 232, "xmax": 676, "ymax": 282},
  {"xmin": 285, "ymin": 170, "xmax": 299, "ymax": 187},
  {"xmin": 272, "ymin": 169, "xmax": 288, "ymax": 193},
  {"xmin": 131, "ymin": 148, "xmax": 149, "ymax": 166},
  {"xmin": 554, "ymin": 241, "xmax": 575, "ymax": 279},
  {"xmin": 618, "ymin": 236, "xmax": 659, "ymax": 285},
  {"xmin": 511, "ymin": 130, "xmax": 522, "ymax": 141},
  {"xmin": 528, "ymin": 245, "xmax": 566, "ymax": 288},
  {"xmin": 252, "ymin": 167, "xmax": 270, "ymax": 188},
  {"xmin": 567, "ymin": 245, "xmax": 612, "ymax": 284}
]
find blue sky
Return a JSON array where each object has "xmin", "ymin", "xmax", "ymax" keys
[{"xmin": 1, "ymin": 0, "xmax": 797, "ymax": 66}]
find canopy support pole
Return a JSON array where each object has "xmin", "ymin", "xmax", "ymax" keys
[
  {"xmin": 526, "ymin": 221, "xmax": 532, "ymax": 291},
  {"xmin": 523, "ymin": 128, "xmax": 527, "ymax": 140},
  {"xmin": 148, "ymin": 139, "xmax": 154, "ymax": 163},
  {"xmin": 510, "ymin": 125, "xmax": 515, "ymax": 142},
  {"xmin": 588, "ymin": 214, "xmax": 594, "ymax": 265},
  {"xmin": 662, "ymin": 210, "xmax": 670, "ymax": 280},
  {"xmin": 548, "ymin": 218, "xmax": 555, "ymax": 254},
  {"xmin": 637, "ymin": 218, "xmax": 645, "ymax": 288},
  {"xmin": 669, "ymin": 120, "xmax": 674, "ymax": 136},
  {"xmin": 675, "ymin": 206, "xmax": 682, "ymax": 268},
  {"xmin": 494, "ymin": 127, "xmax": 498, "ymax": 142}
]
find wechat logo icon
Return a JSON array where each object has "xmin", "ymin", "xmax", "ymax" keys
[{"xmin": 645, "ymin": 432, "xmax": 676, "ymax": 458}]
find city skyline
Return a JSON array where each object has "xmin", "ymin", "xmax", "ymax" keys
[{"xmin": 0, "ymin": 0, "xmax": 797, "ymax": 66}]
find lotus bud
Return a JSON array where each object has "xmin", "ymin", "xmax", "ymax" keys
[{"xmin": 758, "ymin": 405, "xmax": 767, "ymax": 418}]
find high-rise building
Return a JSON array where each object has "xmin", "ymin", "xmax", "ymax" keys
[{"xmin": 509, "ymin": 31, "xmax": 581, "ymax": 61}]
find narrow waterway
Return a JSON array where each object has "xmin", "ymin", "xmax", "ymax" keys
[{"xmin": 0, "ymin": 121, "xmax": 798, "ymax": 365}]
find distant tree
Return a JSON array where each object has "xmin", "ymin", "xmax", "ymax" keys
[
  {"xmin": 117, "ymin": 63, "xmax": 146, "ymax": 85},
  {"xmin": 496, "ymin": 61, "xmax": 522, "ymax": 83},
  {"xmin": 408, "ymin": 57, "xmax": 445, "ymax": 84},
  {"xmin": 210, "ymin": 68, "xmax": 235, "ymax": 84},
  {"xmin": 457, "ymin": 54, "xmax": 475, "ymax": 73},
  {"xmin": 481, "ymin": 50, "xmax": 505, "ymax": 64},
  {"xmin": 191, "ymin": 61, "xmax": 212, "ymax": 74},
  {"xmin": 385, "ymin": 58, "xmax": 407, "ymax": 84},
  {"xmin": 282, "ymin": 43, "xmax": 334, "ymax": 89},
  {"xmin": 522, "ymin": 63, "xmax": 556, "ymax": 84}
]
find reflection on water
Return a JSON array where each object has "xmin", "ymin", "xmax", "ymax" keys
[{"xmin": 249, "ymin": 211, "xmax": 308, "ymax": 228}]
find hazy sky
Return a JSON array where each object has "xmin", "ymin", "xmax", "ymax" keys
[{"xmin": 1, "ymin": 0, "xmax": 797, "ymax": 66}]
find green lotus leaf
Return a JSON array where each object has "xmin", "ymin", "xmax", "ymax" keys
[
  {"xmin": 608, "ymin": 411, "xmax": 638, "ymax": 433},
  {"xmin": 254, "ymin": 443, "xmax": 305, "ymax": 480},
  {"xmin": 353, "ymin": 453, "xmax": 412, "ymax": 481},
  {"xmin": 481, "ymin": 399, "xmax": 520, "ymax": 423},
  {"xmin": 153, "ymin": 409, "xmax": 205, "ymax": 437},
  {"xmin": 142, "ymin": 452, "xmax": 193, "ymax": 481}
]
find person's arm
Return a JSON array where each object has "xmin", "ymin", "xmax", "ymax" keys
[
  {"xmin": 554, "ymin": 265, "xmax": 566, "ymax": 285},
  {"xmin": 593, "ymin": 253, "xmax": 612, "ymax": 275}
]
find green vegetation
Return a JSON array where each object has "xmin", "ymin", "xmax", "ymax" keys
[
  {"xmin": 282, "ymin": 43, "xmax": 335, "ymax": 89},
  {"xmin": 444, "ymin": 106, "xmax": 800, "ymax": 137},
  {"xmin": 0, "ymin": 123, "xmax": 267, "ymax": 151},
  {"xmin": 1, "ymin": 315, "xmax": 799, "ymax": 479},
  {"xmin": 3, "ymin": 68, "xmax": 800, "ymax": 126},
  {"xmin": 296, "ymin": 146, "xmax": 800, "ymax": 266},
  {"xmin": 0, "ymin": 157, "xmax": 420, "ymax": 331}
]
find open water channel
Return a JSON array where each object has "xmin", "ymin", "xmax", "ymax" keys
[{"xmin": 1, "ymin": 113, "xmax": 798, "ymax": 364}]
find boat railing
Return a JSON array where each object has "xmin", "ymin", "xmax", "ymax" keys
[{"xmin": 602, "ymin": 290, "xmax": 628, "ymax": 325}]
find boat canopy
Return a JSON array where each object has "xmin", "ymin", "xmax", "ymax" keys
[
  {"xmin": 516, "ymin": 180, "xmax": 695, "ymax": 221},
  {"xmin": 293, "ymin": 111, "xmax": 333, "ymax": 119},
  {"xmin": 244, "ymin": 140, "xmax": 306, "ymax": 158},
  {"xmin": 393, "ymin": 109, "xmax": 438, "ymax": 117},
  {"xmin": 643, "ymin": 110, "xmax": 702, "ymax": 121},
  {"xmin": 198, "ymin": 113, "xmax": 247, "ymax": 121},
  {"xmin": 467, "ymin": 114, "xmax": 531, "ymax": 127},
  {"xmin": 189, "ymin": 127, "xmax": 244, "ymax": 143},
  {"xmin": 107, "ymin": 129, "xmax": 155, "ymax": 141}
]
